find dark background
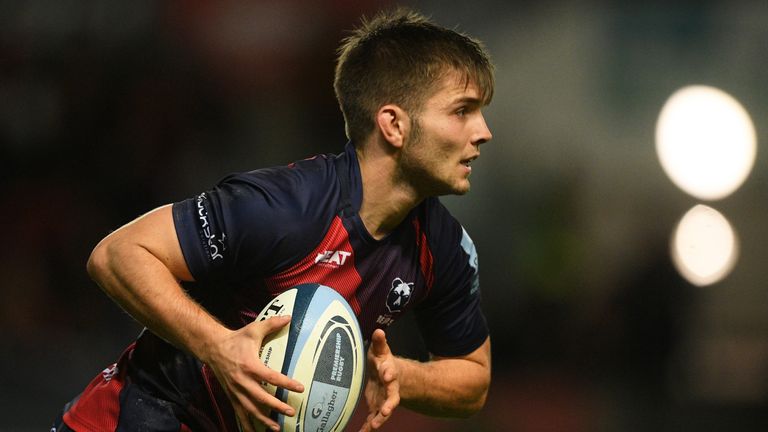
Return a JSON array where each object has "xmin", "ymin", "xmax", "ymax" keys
[{"xmin": 3, "ymin": 1, "xmax": 768, "ymax": 430}]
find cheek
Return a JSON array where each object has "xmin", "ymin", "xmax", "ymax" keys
[
  {"xmin": 416, "ymin": 119, "xmax": 465, "ymax": 164},
  {"xmin": 436, "ymin": 136, "xmax": 464, "ymax": 160},
  {"xmin": 432, "ymin": 122, "xmax": 467, "ymax": 152}
]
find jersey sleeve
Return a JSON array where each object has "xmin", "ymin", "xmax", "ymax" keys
[
  {"xmin": 172, "ymin": 159, "xmax": 338, "ymax": 284},
  {"xmin": 414, "ymin": 201, "xmax": 489, "ymax": 357}
]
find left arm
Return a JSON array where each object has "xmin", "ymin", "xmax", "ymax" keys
[
  {"xmin": 361, "ymin": 215, "xmax": 491, "ymax": 430},
  {"xmin": 360, "ymin": 330, "xmax": 491, "ymax": 431},
  {"xmin": 398, "ymin": 335, "xmax": 491, "ymax": 417}
]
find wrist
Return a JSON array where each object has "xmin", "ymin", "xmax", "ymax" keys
[
  {"xmin": 186, "ymin": 319, "xmax": 233, "ymax": 365},
  {"xmin": 392, "ymin": 356, "xmax": 425, "ymax": 402}
]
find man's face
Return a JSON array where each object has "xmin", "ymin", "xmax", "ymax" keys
[{"xmin": 399, "ymin": 72, "xmax": 493, "ymax": 197}]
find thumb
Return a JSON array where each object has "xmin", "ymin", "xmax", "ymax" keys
[{"xmin": 370, "ymin": 329, "xmax": 391, "ymax": 357}]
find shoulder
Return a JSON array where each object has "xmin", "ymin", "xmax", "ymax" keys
[
  {"xmin": 417, "ymin": 197, "xmax": 479, "ymax": 277},
  {"xmin": 214, "ymin": 155, "xmax": 341, "ymax": 220},
  {"xmin": 228, "ymin": 154, "xmax": 342, "ymax": 250},
  {"xmin": 173, "ymin": 153, "xmax": 343, "ymax": 278},
  {"xmin": 419, "ymin": 197, "xmax": 463, "ymax": 247},
  {"xmin": 219, "ymin": 154, "xmax": 336, "ymax": 201}
]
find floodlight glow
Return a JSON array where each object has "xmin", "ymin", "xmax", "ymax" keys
[
  {"xmin": 671, "ymin": 205, "xmax": 738, "ymax": 287},
  {"xmin": 656, "ymin": 85, "xmax": 756, "ymax": 200}
]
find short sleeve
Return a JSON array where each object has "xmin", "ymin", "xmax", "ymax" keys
[
  {"xmin": 414, "ymin": 202, "xmax": 488, "ymax": 357},
  {"xmin": 172, "ymin": 160, "xmax": 339, "ymax": 284}
]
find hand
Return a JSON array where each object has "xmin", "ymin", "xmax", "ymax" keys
[
  {"xmin": 203, "ymin": 315, "xmax": 305, "ymax": 432},
  {"xmin": 359, "ymin": 329, "xmax": 400, "ymax": 432}
]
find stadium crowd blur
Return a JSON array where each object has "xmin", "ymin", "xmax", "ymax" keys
[{"xmin": 3, "ymin": 1, "xmax": 768, "ymax": 431}]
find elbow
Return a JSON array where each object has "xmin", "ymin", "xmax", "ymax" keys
[
  {"xmin": 86, "ymin": 241, "xmax": 104, "ymax": 282},
  {"xmin": 473, "ymin": 383, "xmax": 490, "ymax": 414},
  {"xmin": 453, "ymin": 372, "xmax": 490, "ymax": 418},
  {"xmin": 450, "ymin": 395, "xmax": 487, "ymax": 418},
  {"xmin": 87, "ymin": 236, "xmax": 118, "ymax": 288},
  {"xmin": 463, "ymin": 382, "xmax": 490, "ymax": 417}
]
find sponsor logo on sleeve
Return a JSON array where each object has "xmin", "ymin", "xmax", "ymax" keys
[{"xmin": 196, "ymin": 193, "xmax": 226, "ymax": 261}]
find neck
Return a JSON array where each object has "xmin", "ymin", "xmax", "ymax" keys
[{"xmin": 355, "ymin": 142, "xmax": 422, "ymax": 240}]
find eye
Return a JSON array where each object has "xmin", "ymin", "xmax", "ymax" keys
[{"xmin": 456, "ymin": 107, "xmax": 467, "ymax": 117}]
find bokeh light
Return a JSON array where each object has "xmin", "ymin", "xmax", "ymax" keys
[
  {"xmin": 671, "ymin": 204, "xmax": 738, "ymax": 287},
  {"xmin": 656, "ymin": 85, "xmax": 756, "ymax": 201}
]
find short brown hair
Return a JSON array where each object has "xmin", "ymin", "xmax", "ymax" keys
[{"xmin": 334, "ymin": 8, "xmax": 495, "ymax": 143}]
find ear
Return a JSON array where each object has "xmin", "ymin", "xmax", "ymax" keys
[{"xmin": 375, "ymin": 104, "xmax": 409, "ymax": 149}]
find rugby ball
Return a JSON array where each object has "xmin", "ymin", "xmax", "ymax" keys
[{"xmin": 254, "ymin": 283, "xmax": 365, "ymax": 432}]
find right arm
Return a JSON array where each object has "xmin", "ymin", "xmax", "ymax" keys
[{"xmin": 87, "ymin": 204, "xmax": 303, "ymax": 432}]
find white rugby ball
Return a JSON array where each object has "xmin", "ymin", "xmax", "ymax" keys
[{"xmin": 254, "ymin": 283, "xmax": 365, "ymax": 432}]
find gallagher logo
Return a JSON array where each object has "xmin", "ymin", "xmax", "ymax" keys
[{"xmin": 386, "ymin": 277, "xmax": 414, "ymax": 313}]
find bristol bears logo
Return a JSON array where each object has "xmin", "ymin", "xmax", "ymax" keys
[{"xmin": 386, "ymin": 278, "xmax": 414, "ymax": 313}]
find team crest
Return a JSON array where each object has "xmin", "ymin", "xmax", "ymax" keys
[{"xmin": 386, "ymin": 277, "xmax": 414, "ymax": 313}]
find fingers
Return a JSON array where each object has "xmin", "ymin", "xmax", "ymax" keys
[
  {"xmin": 380, "ymin": 390, "xmax": 400, "ymax": 417},
  {"xmin": 224, "ymin": 369, "xmax": 300, "ymax": 420},
  {"xmin": 370, "ymin": 409, "xmax": 392, "ymax": 430},
  {"xmin": 369, "ymin": 329, "xmax": 391, "ymax": 358},
  {"xmin": 211, "ymin": 316, "xmax": 308, "ymax": 432},
  {"xmin": 233, "ymin": 403, "xmax": 277, "ymax": 432},
  {"xmin": 360, "ymin": 330, "xmax": 400, "ymax": 432},
  {"xmin": 263, "ymin": 368, "xmax": 305, "ymax": 393},
  {"xmin": 359, "ymin": 420, "xmax": 370, "ymax": 432},
  {"xmin": 230, "ymin": 377, "xmax": 303, "ymax": 432},
  {"xmin": 248, "ymin": 316, "xmax": 305, "ymax": 393},
  {"xmin": 229, "ymin": 387, "xmax": 276, "ymax": 432},
  {"xmin": 224, "ymin": 373, "xmax": 291, "ymax": 430},
  {"xmin": 260, "ymin": 314, "xmax": 292, "ymax": 334},
  {"xmin": 245, "ymin": 378, "xmax": 295, "ymax": 416},
  {"xmin": 359, "ymin": 411, "xmax": 380, "ymax": 432},
  {"xmin": 372, "ymin": 368, "xmax": 400, "ymax": 418},
  {"xmin": 360, "ymin": 405, "xmax": 396, "ymax": 432}
]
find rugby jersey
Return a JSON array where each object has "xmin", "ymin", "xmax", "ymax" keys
[{"xmin": 63, "ymin": 142, "xmax": 487, "ymax": 431}]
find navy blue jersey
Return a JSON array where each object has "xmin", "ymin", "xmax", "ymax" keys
[{"xmin": 62, "ymin": 143, "xmax": 487, "ymax": 432}]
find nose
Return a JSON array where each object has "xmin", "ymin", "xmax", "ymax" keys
[{"xmin": 472, "ymin": 113, "xmax": 493, "ymax": 146}]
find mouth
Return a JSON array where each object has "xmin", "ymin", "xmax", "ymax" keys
[{"xmin": 460, "ymin": 155, "xmax": 479, "ymax": 169}]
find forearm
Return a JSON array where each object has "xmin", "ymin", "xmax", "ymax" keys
[
  {"xmin": 87, "ymin": 210, "xmax": 229, "ymax": 362},
  {"xmin": 395, "ymin": 338, "xmax": 491, "ymax": 417}
]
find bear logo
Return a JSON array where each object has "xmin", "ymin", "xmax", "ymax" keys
[{"xmin": 386, "ymin": 277, "xmax": 414, "ymax": 313}]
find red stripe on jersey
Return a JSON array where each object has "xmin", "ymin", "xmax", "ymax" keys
[
  {"xmin": 201, "ymin": 364, "xmax": 237, "ymax": 432},
  {"xmin": 265, "ymin": 216, "xmax": 362, "ymax": 314},
  {"xmin": 412, "ymin": 218, "xmax": 435, "ymax": 294},
  {"xmin": 62, "ymin": 344, "xmax": 134, "ymax": 431}
]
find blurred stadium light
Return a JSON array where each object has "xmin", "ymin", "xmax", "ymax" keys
[
  {"xmin": 656, "ymin": 85, "xmax": 756, "ymax": 201},
  {"xmin": 671, "ymin": 204, "xmax": 738, "ymax": 287}
]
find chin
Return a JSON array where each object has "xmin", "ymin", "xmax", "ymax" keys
[
  {"xmin": 423, "ymin": 177, "xmax": 470, "ymax": 197},
  {"xmin": 457, "ymin": 179, "xmax": 472, "ymax": 194},
  {"xmin": 446, "ymin": 182, "xmax": 471, "ymax": 196}
]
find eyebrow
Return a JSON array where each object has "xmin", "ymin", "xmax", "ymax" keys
[{"xmin": 450, "ymin": 96, "xmax": 483, "ymax": 107}]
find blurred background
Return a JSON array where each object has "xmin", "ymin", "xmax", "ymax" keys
[{"xmin": 2, "ymin": 1, "xmax": 768, "ymax": 430}]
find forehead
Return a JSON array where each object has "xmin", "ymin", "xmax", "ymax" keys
[{"xmin": 423, "ymin": 71, "xmax": 482, "ymax": 107}]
